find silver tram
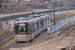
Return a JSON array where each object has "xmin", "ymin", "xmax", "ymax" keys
[{"xmin": 14, "ymin": 15, "xmax": 49, "ymax": 41}]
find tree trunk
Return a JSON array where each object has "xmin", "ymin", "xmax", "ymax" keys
[
  {"xmin": 0, "ymin": 0, "xmax": 3, "ymax": 13},
  {"xmin": 0, "ymin": 0, "xmax": 2, "ymax": 4},
  {"xmin": 18, "ymin": 0, "xmax": 21, "ymax": 4}
]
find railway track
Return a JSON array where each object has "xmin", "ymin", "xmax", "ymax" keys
[
  {"xmin": 58, "ymin": 25, "xmax": 75, "ymax": 36},
  {"xmin": 53, "ymin": 25, "xmax": 75, "ymax": 50},
  {"xmin": 61, "ymin": 36, "xmax": 75, "ymax": 50},
  {"xmin": 56, "ymin": 25, "xmax": 75, "ymax": 50},
  {"xmin": 41, "ymin": 25, "xmax": 75, "ymax": 50},
  {"xmin": 0, "ymin": 32, "xmax": 14, "ymax": 46},
  {"xmin": 9, "ymin": 42, "xmax": 29, "ymax": 50},
  {"xmin": 55, "ymin": 25, "xmax": 75, "ymax": 45},
  {"xmin": 0, "ymin": 31, "xmax": 14, "ymax": 40}
]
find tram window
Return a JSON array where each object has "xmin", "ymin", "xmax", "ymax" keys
[
  {"xmin": 34, "ymin": 23, "xmax": 36, "ymax": 32},
  {"xmin": 14, "ymin": 24, "xmax": 19, "ymax": 34},
  {"xmin": 14, "ymin": 24, "xmax": 28, "ymax": 35},
  {"xmin": 41, "ymin": 20, "xmax": 43, "ymax": 27},
  {"xmin": 47, "ymin": 18, "xmax": 49, "ymax": 26},
  {"xmin": 39, "ymin": 21, "xmax": 40, "ymax": 28},
  {"xmin": 31, "ymin": 23, "xmax": 35, "ymax": 33},
  {"xmin": 41, "ymin": 20, "xmax": 42, "ymax": 28},
  {"xmin": 46, "ymin": 19, "xmax": 47, "ymax": 25},
  {"xmin": 37, "ymin": 22, "xmax": 39, "ymax": 29},
  {"xmin": 44, "ymin": 19, "xmax": 45, "ymax": 27},
  {"xmin": 43, "ymin": 20, "xmax": 45, "ymax": 27},
  {"xmin": 36, "ymin": 22, "xmax": 39, "ymax": 30},
  {"xmin": 40, "ymin": 20, "xmax": 42, "ymax": 28},
  {"xmin": 48, "ymin": 18, "xmax": 49, "ymax": 24},
  {"xmin": 42, "ymin": 20, "xmax": 43, "ymax": 28},
  {"xmin": 42, "ymin": 20, "xmax": 44, "ymax": 27},
  {"xmin": 31, "ymin": 24, "xmax": 33, "ymax": 33},
  {"xmin": 31, "ymin": 25, "xmax": 32, "ymax": 33},
  {"xmin": 47, "ymin": 18, "xmax": 48, "ymax": 26},
  {"xmin": 45, "ymin": 19, "xmax": 46, "ymax": 26},
  {"xmin": 40, "ymin": 21, "xmax": 41, "ymax": 28},
  {"xmin": 36, "ymin": 23, "xmax": 37, "ymax": 31},
  {"xmin": 29, "ymin": 25, "xmax": 32, "ymax": 34},
  {"xmin": 43, "ymin": 20, "xmax": 44, "ymax": 27},
  {"xmin": 34, "ymin": 23, "xmax": 36, "ymax": 31}
]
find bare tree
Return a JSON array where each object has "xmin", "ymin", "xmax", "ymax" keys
[
  {"xmin": 0, "ymin": 0, "xmax": 2, "ymax": 4},
  {"xmin": 18, "ymin": 0, "xmax": 21, "ymax": 4}
]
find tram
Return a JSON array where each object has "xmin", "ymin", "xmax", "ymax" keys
[{"xmin": 14, "ymin": 15, "xmax": 49, "ymax": 41}]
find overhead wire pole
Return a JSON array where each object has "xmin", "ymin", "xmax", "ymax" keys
[
  {"xmin": 29, "ymin": 4, "xmax": 30, "ymax": 17},
  {"xmin": 58, "ymin": 1, "xmax": 60, "ymax": 17},
  {"xmin": 28, "ymin": 0, "xmax": 31, "ymax": 17},
  {"xmin": 66, "ymin": 0, "xmax": 69, "ymax": 23},
  {"xmin": 37, "ymin": 0, "xmax": 38, "ymax": 9},
  {"xmin": 58, "ymin": 1, "xmax": 59, "ymax": 11},
  {"xmin": 53, "ymin": 0, "xmax": 55, "ymax": 25}
]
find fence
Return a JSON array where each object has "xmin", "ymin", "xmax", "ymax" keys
[{"xmin": 51, "ymin": 16, "xmax": 75, "ymax": 34}]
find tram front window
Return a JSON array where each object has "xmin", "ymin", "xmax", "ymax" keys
[{"xmin": 14, "ymin": 24, "xmax": 28, "ymax": 35}]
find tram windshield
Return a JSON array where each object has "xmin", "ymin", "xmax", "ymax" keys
[{"xmin": 14, "ymin": 23, "xmax": 28, "ymax": 35}]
